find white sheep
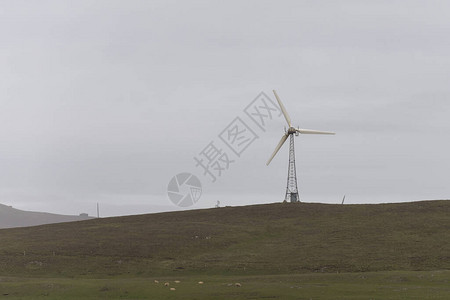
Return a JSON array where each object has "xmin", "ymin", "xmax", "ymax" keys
[
  {"xmin": 164, "ymin": 282, "xmax": 170, "ymax": 286},
  {"xmin": 198, "ymin": 281, "xmax": 204, "ymax": 284},
  {"xmin": 154, "ymin": 280, "xmax": 159, "ymax": 284},
  {"xmin": 235, "ymin": 283, "xmax": 241, "ymax": 287},
  {"xmin": 174, "ymin": 280, "xmax": 180, "ymax": 283},
  {"xmin": 170, "ymin": 287, "xmax": 176, "ymax": 291}
]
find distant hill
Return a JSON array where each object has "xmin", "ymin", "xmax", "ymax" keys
[
  {"xmin": 0, "ymin": 203, "xmax": 93, "ymax": 229},
  {"xmin": 0, "ymin": 200, "xmax": 448, "ymax": 277}
]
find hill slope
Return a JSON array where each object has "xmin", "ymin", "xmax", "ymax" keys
[
  {"xmin": 0, "ymin": 204, "xmax": 93, "ymax": 229},
  {"xmin": 0, "ymin": 200, "xmax": 448, "ymax": 277}
]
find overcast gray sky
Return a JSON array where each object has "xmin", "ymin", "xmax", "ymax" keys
[{"xmin": 1, "ymin": 0, "xmax": 449, "ymax": 216}]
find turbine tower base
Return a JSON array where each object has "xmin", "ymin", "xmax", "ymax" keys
[{"xmin": 285, "ymin": 192, "xmax": 300, "ymax": 203}]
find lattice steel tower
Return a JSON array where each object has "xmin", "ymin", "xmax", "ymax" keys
[{"xmin": 285, "ymin": 134, "xmax": 299, "ymax": 202}]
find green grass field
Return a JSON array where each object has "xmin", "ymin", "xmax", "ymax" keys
[
  {"xmin": 0, "ymin": 200, "xmax": 448, "ymax": 298},
  {"xmin": 0, "ymin": 271, "xmax": 449, "ymax": 299}
]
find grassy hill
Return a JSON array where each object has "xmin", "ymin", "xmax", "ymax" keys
[
  {"xmin": 0, "ymin": 203, "xmax": 93, "ymax": 229},
  {"xmin": 0, "ymin": 200, "xmax": 448, "ymax": 278}
]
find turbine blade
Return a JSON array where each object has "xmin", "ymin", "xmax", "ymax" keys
[
  {"xmin": 266, "ymin": 134, "xmax": 289, "ymax": 166},
  {"xmin": 296, "ymin": 128, "xmax": 335, "ymax": 135},
  {"xmin": 273, "ymin": 90, "xmax": 291, "ymax": 127}
]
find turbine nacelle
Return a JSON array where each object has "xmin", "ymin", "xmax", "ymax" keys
[{"xmin": 287, "ymin": 127, "xmax": 297, "ymax": 134}]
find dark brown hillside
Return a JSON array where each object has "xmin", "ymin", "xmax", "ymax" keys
[{"xmin": 0, "ymin": 200, "xmax": 448, "ymax": 277}]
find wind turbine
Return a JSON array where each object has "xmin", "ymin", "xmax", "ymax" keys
[{"xmin": 267, "ymin": 90, "xmax": 335, "ymax": 203}]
